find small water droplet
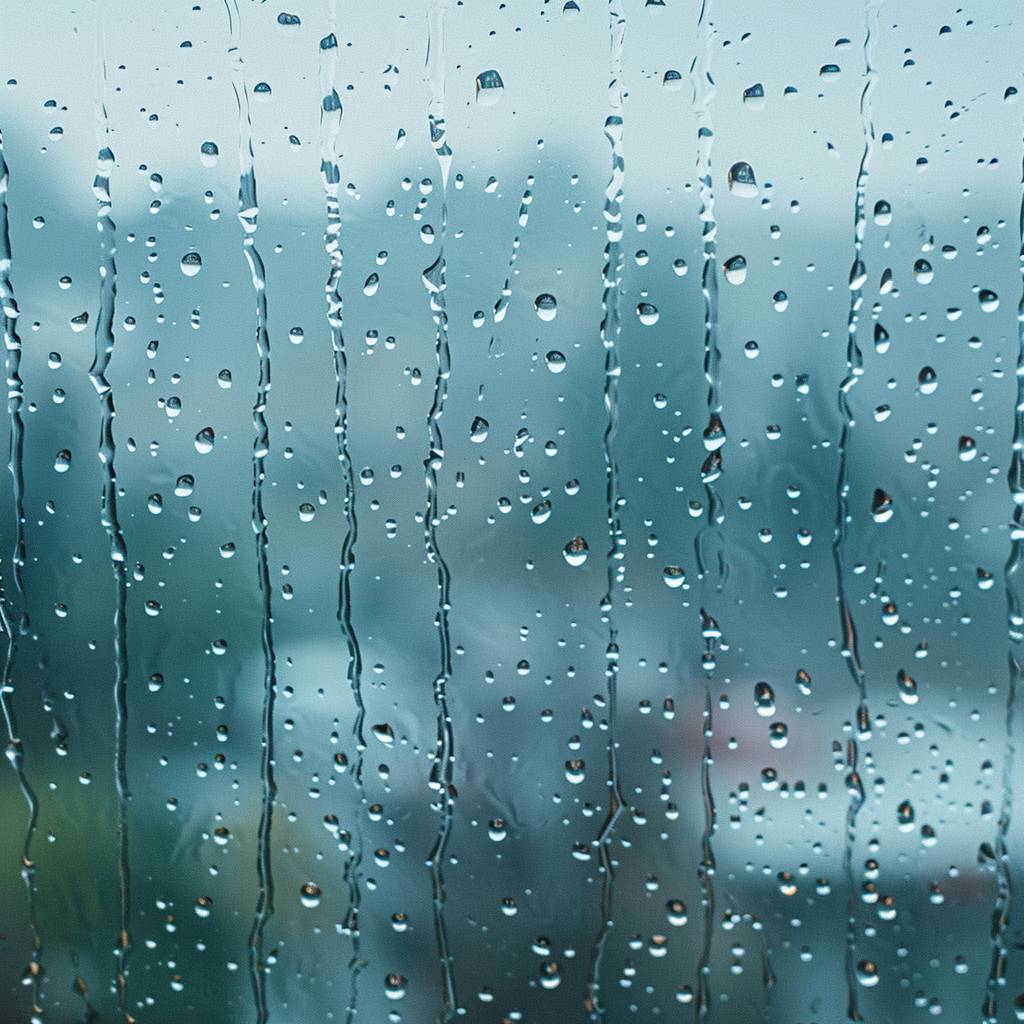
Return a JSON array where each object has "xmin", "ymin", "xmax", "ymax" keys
[
  {"xmin": 199, "ymin": 141, "xmax": 219, "ymax": 167},
  {"xmin": 636, "ymin": 302, "xmax": 659, "ymax": 325},
  {"xmin": 742, "ymin": 83, "xmax": 765, "ymax": 109},
  {"xmin": 475, "ymin": 69, "xmax": 504, "ymax": 106},
  {"xmin": 727, "ymin": 161, "xmax": 758, "ymax": 198},
  {"xmin": 563, "ymin": 536, "xmax": 589, "ymax": 566},
  {"xmin": 534, "ymin": 293, "xmax": 558, "ymax": 321},
  {"xmin": 180, "ymin": 252, "xmax": 202, "ymax": 277},
  {"xmin": 470, "ymin": 416, "xmax": 489, "ymax": 443},
  {"xmin": 194, "ymin": 427, "xmax": 215, "ymax": 454},
  {"xmin": 545, "ymin": 350, "xmax": 566, "ymax": 373},
  {"xmin": 723, "ymin": 255, "xmax": 747, "ymax": 284}
]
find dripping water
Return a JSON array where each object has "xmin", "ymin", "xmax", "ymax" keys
[
  {"xmin": 73, "ymin": 975, "xmax": 99, "ymax": 1024},
  {"xmin": 842, "ymin": 739, "xmax": 866, "ymax": 1021},
  {"xmin": 318, "ymin": 21, "xmax": 368, "ymax": 1020},
  {"xmin": 423, "ymin": 3, "xmax": 458, "ymax": 1019},
  {"xmin": 692, "ymin": 0, "xmax": 725, "ymax": 586},
  {"xmin": 584, "ymin": 4, "xmax": 626, "ymax": 1020},
  {"xmin": 226, "ymin": 3, "xmax": 277, "ymax": 1019},
  {"xmin": 753, "ymin": 915, "xmax": 777, "ymax": 1013},
  {"xmin": 696, "ymin": 688, "xmax": 715, "ymax": 1023},
  {"xmin": 984, "ymin": 141, "xmax": 1024, "ymax": 1024},
  {"xmin": 696, "ymin": 611, "xmax": 720, "ymax": 1022},
  {"xmin": 832, "ymin": 4, "xmax": 880, "ymax": 1018},
  {"xmin": 0, "ymin": 135, "xmax": 29, "ymax": 637},
  {"xmin": 491, "ymin": 178, "xmax": 532, "ymax": 324},
  {"xmin": 691, "ymin": 4, "xmax": 724, "ymax": 1017},
  {"xmin": 0, "ymin": 127, "xmax": 43, "ymax": 1020},
  {"xmin": 89, "ymin": 27, "xmax": 132, "ymax": 1019}
]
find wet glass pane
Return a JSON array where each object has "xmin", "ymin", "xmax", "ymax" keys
[{"xmin": 1, "ymin": 1, "xmax": 1022, "ymax": 1021}]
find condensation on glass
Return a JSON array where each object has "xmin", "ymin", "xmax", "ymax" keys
[{"xmin": 0, "ymin": 1, "xmax": 1022, "ymax": 1022}]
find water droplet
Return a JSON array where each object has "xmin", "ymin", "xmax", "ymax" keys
[
  {"xmin": 475, "ymin": 69, "xmax": 504, "ymax": 106},
  {"xmin": 978, "ymin": 288, "xmax": 999, "ymax": 312},
  {"xmin": 299, "ymin": 883, "xmax": 322, "ymax": 909},
  {"xmin": 742, "ymin": 83, "xmax": 765, "ymax": 109},
  {"xmin": 372, "ymin": 722, "xmax": 395, "ymax": 746},
  {"xmin": 666, "ymin": 899, "xmax": 688, "ymax": 926},
  {"xmin": 855, "ymin": 959, "xmax": 879, "ymax": 987},
  {"xmin": 663, "ymin": 70, "xmax": 683, "ymax": 91},
  {"xmin": 180, "ymin": 252, "xmax": 202, "ymax": 277},
  {"xmin": 385, "ymin": 973, "xmax": 407, "ymax": 1000},
  {"xmin": 754, "ymin": 682, "xmax": 776, "ymax": 717},
  {"xmin": 470, "ymin": 416, "xmax": 489, "ymax": 443},
  {"xmin": 958, "ymin": 435, "xmax": 977, "ymax": 461},
  {"xmin": 898, "ymin": 669, "xmax": 918, "ymax": 705},
  {"xmin": 563, "ymin": 536, "xmax": 589, "ymax": 566},
  {"xmin": 545, "ymin": 350, "xmax": 566, "ymax": 373},
  {"xmin": 663, "ymin": 566, "xmax": 686, "ymax": 589},
  {"xmin": 199, "ymin": 141, "xmax": 219, "ymax": 167},
  {"xmin": 723, "ymin": 255, "xmax": 747, "ymax": 284},
  {"xmin": 727, "ymin": 161, "xmax": 758, "ymax": 198},
  {"xmin": 871, "ymin": 489, "xmax": 894, "ymax": 523},
  {"xmin": 534, "ymin": 293, "xmax": 558, "ymax": 321},
  {"xmin": 194, "ymin": 427, "xmax": 215, "ymax": 454},
  {"xmin": 636, "ymin": 302, "xmax": 659, "ymax": 325}
]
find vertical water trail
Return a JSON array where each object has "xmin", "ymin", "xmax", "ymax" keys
[
  {"xmin": 0, "ymin": 127, "xmax": 43, "ymax": 1020},
  {"xmin": 696, "ymin": 688, "xmax": 715, "ymax": 1023},
  {"xmin": 423, "ymin": 2, "xmax": 457, "ymax": 1019},
  {"xmin": 841, "ymin": 736, "xmax": 866, "ymax": 1016},
  {"xmin": 695, "ymin": 611, "xmax": 720, "ymax": 1022},
  {"xmin": 226, "ymin": 3, "xmax": 277, "ymax": 1019},
  {"xmin": 752, "ymin": 915, "xmax": 777, "ymax": 1013},
  {"xmin": 691, "ymin": 0, "xmax": 725, "ymax": 584},
  {"xmin": 491, "ymin": 179, "xmax": 533, "ymax": 323},
  {"xmin": 985, "ymin": 146, "xmax": 1024, "ymax": 1024},
  {"xmin": 317, "ymin": 20, "xmax": 367, "ymax": 1021},
  {"xmin": 0, "ymin": 134, "xmax": 29, "ymax": 642},
  {"xmin": 73, "ymin": 974, "xmax": 99, "ymax": 1024},
  {"xmin": 691, "ymin": 4, "xmax": 722, "ymax": 1017},
  {"xmin": 89, "ymin": 27, "xmax": 132, "ymax": 1019},
  {"xmin": 832, "ymin": 4, "xmax": 880, "ymax": 1019},
  {"xmin": 584, "ymin": 4, "xmax": 626, "ymax": 1020}
]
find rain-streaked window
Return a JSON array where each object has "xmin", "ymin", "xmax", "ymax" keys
[{"xmin": 1, "ymin": 1, "xmax": 1022, "ymax": 1021}]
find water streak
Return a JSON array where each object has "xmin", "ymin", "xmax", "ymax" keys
[
  {"xmin": 89, "ymin": 25, "xmax": 132, "ymax": 1018},
  {"xmin": 696, "ymin": 611, "xmax": 720, "ymax": 1021},
  {"xmin": 691, "ymin": 4, "xmax": 723, "ymax": 1016},
  {"xmin": 0, "ymin": 126, "xmax": 43, "ymax": 1021},
  {"xmin": 691, "ymin": 0, "xmax": 725, "ymax": 585},
  {"xmin": 73, "ymin": 975, "xmax": 99, "ymax": 1024},
  {"xmin": 226, "ymin": 3, "xmax": 278, "ymax": 1019},
  {"xmin": 832, "ymin": 4, "xmax": 880, "ymax": 1018},
  {"xmin": 491, "ymin": 178, "xmax": 533, "ymax": 323},
  {"xmin": 984, "ymin": 141, "xmax": 1024, "ymax": 1024},
  {"xmin": 0, "ymin": 135, "xmax": 29, "ymax": 636},
  {"xmin": 423, "ymin": 3, "xmax": 458, "ymax": 1019},
  {"xmin": 584, "ymin": 5, "xmax": 626, "ymax": 1019},
  {"xmin": 318, "ymin": 20, "xmax": 368, "ymax": 1020}
]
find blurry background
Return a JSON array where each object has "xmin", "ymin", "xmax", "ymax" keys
[{"xmin": 0, "ymin": 0, "xmax": 1022, "ymax": 1021}]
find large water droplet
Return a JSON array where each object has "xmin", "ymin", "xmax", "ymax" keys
[{"xmin": 475, "ymin": 69, "xmax": 504, "ymax": 106}]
